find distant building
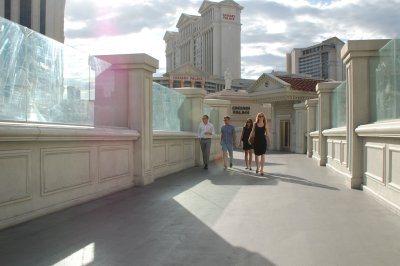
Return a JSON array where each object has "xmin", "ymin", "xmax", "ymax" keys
[
  {"xmin": 0, "ymin": 0, "xmax": 66, "ymax": 43},
  {"xmin": 153, "ymin": 64, "xmax": 255, "ymax": 93},
  {"xmin": 286, "ymin": 37, "xmax": 345, "ymax": 81},
  {"xmin": 155, "ymin": 0, "xmax": 247, "ymax": 92}
]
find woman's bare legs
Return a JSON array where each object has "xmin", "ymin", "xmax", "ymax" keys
[
  {"xmin": 248, "ymin": 150, "xmax": 253, "ymax": 170},
  {"xmin": 244, "ymin": 150, "xmax": 249, "ymax": 168},
  {"xmin": 255, "ymin": 155, "xmax": 260, "ymax": 173},
  {"xmin": 260, "ymin": 154, "xmax": 265, "ymax": 175},
  {"xmin": 244, "ymin": 150, "xmax": 253, "ymax": 169}
]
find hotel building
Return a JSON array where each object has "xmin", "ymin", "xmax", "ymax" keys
[
  {"xmin": 154, "ymin": 0, "xmax": 248, "ymax": 93},
  {"xmin": 286, "ymin": 37, "xmax": 345, "ymax": 81},
  {"xmin": 0, "ymin": 0, "xmax": 66, "ymax": 43}
]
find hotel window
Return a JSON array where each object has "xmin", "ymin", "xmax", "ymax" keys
[
  {"xmin": 40, "ymin": 0, "xmax": 46, "ymax": 34},
  {"xmin": 20, "ymin": 0, "xmax": 32, "ymax": 28},
  {"xmin": 4, "ymin": 0, "xmax": 11, "ymax": 19}
]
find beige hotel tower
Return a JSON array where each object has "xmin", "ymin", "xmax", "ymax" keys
[
  {"xmin": 0, "ymin": 0, "xmax": 66, "ymax": 43},
  {"xmin": 161, "ymin": 0, "xmax": 243, "ymax": 91}
]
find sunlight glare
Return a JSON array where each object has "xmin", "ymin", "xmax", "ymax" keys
[{"xmin": 53, "ymin": 243, "xmax": 95, "ymax": 266}]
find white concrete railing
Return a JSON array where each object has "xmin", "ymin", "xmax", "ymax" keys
[
  {"xmin": 309, "ymin": 130, "xmax": 320, "ymax": 161},
  {"xmin": 0, "ymin": 127, "xmax": 225, "ymax": 230},
  {"xmin": 0, "ymin": 53, "xmax": 159, "ymax": 229},
  {"xmin": 0, "ymin": 124, "xmax": 139, "ymax": 230},
  {"xmin": 323, "ymin": 127, "xmax": 350, "ymax": 177},
  {"xmin": 355, "ymin": 121, "xmax": 400, "ymax": 214},
  {"xmin": 152, "ymin": 131, "xmax": 221, "ymax": 179}
]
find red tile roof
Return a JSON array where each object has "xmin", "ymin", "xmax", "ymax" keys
[{"xmin": 276, "ymin": 76, "xmax": 325, "ymax": 92}]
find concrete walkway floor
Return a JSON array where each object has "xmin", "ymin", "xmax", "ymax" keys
[{"xmin": 1, "ymin": 151, "xmax": 400, "ymax": 266}]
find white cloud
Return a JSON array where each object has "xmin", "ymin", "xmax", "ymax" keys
[
  {"xmin": 64, "ymin": 20, "xmax": 87, "ymax": 31},
  {"xmin": 64, "ymin": 0, "xmax": 400, "ymax": 79}
]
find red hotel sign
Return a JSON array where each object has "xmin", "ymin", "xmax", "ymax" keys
[
  {"xmin": 223, "ymin": 13, "xmax": 235, "ymax": 20},
  {"xmin": 172, "ymin": 75, "xmax": 203, "ymax": 81}
]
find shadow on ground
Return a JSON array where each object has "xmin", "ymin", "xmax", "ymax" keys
[
  {"xmin": 0, "ymin": 167, "xmax": 276, "ymax": 266},
  {"xmin": 207, "ymin": 153, "xmax": 339, "ymax": 191}
]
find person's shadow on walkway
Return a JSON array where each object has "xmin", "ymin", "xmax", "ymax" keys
[{"xmin": 207, "ymin": 166, "xmax": 339, "ymax": 191}]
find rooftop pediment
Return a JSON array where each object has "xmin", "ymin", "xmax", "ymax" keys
[
  {"xmin": 246, "ymin": 73, "xmax": 323, "ymax": 103},
  {"xmin": 176, "ymin": 13, "xmax": 200, "ymax": 28},
  {"xmin": 247, "ymin": 73, "xmax": 290, "ymax": 94},
  {"xmin": 199, "ymin": 0, "xmax": 214, "ymax": 14}
]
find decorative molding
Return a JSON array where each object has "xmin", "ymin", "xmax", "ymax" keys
[
  {"xmin": 0, "ymin": 150, "xmax": 32, "ymax": 206},
  {"xmin": 41, "ymin": 147, "xmax": 93, "ymax": 195},
  {"xmin": 363, "ymin": 185, "xmax": 400, "ymax": 216},
  {"xmin": 323, "ymin": 127, "xmax": 346, "ymax": 137},
  {"xmin": 168, "ymin": 144, "xmax": 183, "ymax": 164},
  {"xmin": 327, "ymin": 140, "xmax": 333, "ymax": 159},
  {"xmin": 365, "ymin": 143, "xmax": 385, "ymax": 184},
  {"xmin": 153, "ymin": 144, "xmax": 167, "ymax": 168},
  {"xmin": 356, "ymin": 121, "xmax": 400, "ymax": 138},
  {"xmin": 153, "ymin": 131, "xmax": 197, "ymax": 140},
  {"xmin": 333, "ymin": 140, "xmax": 342, "ymax": 163},
  {"xmin": 183, "ymin": 142, "xmax": 194, "ymax": 161},
  {"xmin": 342, "ymin": 142, "xmax": 348, "ymax": 166},
  {"xmin": 0, "ymin": 123, "xmax": 139, "ymax": 142},
  {"xmin": 255, "ymin": 94, "xmax": 317, "ymax": 103},
  {"xmin": 365, "ymin": 174, "xmax": 385, "ymax": 186},
  {"xmin": 387, "ymin": 145, "xmax": 400, "ymax": 190},
  {"xmin": 99, "ymin": 145, "xmax": 130, "ymax": 182}
]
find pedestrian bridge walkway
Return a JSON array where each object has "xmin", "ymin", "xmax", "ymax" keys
[{"xmin": 1, "ymin": 151, "xmax": 400, "ymax": 266}]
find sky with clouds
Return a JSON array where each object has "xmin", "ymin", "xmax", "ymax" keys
[{"xmin": 64, "ymin": 0, "xmax": 400, "ymax": 79}]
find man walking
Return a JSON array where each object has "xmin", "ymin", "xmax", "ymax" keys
[
  {"xmin": 220, "ymin": 116, "xmax": 236, "ymax": 169},
  {"xmin": 198, "ymin": 115, "xmax": 215, "ymax": 170}
]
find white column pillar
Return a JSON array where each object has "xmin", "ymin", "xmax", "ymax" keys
[
  {"xmin": 96, "ymin": 54, "xmax": 158, "ymax": 186},
  {"xmin": 270, "ymin": 103, "xmax": 276, "ymax": 150},
  {"xmin": 316, "ymin": 82, "xmax": 339, "ymax": 166},
  {"xmin": 305, "ymin": 99, "xmax": 318, "ymax": 158},
  {"xmin": 173, "ymin": 88, "xmax": 207, "ymax": 132},
  {"xmin": 204, "ymin": 98, "xmax": 231, "ymax": 131},
  {"xmin": 173, "ymin": 87, "xmax": 207, "ymax": 166},
  {"xmin": 341, "ymin": 39, "xmax": 390, "ymax": 188},
  {"xmin": 293, "ymin": 102, "xmax": 307, "ymax": 154}
]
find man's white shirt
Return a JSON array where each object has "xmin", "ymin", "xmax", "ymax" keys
[{"xmin": 198, "ymin": 122, "xmax": 215, "ymax": 138}]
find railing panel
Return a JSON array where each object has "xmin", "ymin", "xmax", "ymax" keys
[
  {"xmin": 370, "ymin": 37, "xmax": 400, "ymax": 122},
  {"xmin": 0, "ymin": 17, "xmax": 110, "ymax": 126},
  {"xmin": 331, "ymin": 81, "xmax": 346, "ymax": 128},
  {"xmin": 204, "ymin": 103, "xmax": 219, "ymax": 130},
  {"xmin": 152, "ymin": 82, "xmax": 186, "ymax": 131}
]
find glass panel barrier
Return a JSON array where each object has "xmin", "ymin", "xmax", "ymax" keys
[
  {"xmin": 0, "ymin": 17, "xmax": 110, "ymax": 126},
  {"xmin": 370, "ymin": 37, "xmax": 400, "ymax": 122},
  {"xmin": 152, "ymin": 82, "xmax": 186, "ymax": 131},
  {"xmin": 331, "ymin": 81, "xmax": 346, "ymax": 128},
  {"xmin": 204, "ymin": 103, "xmax": 219, "ymax": 130}
]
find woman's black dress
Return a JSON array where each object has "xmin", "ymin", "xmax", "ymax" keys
[
  {"xmin": 254, "ymin": 124, "xmax": 267, "ymax": 156},
  {"xmin": 241, "ymin": 126, "xmax": 253, "ymax": 150}
]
